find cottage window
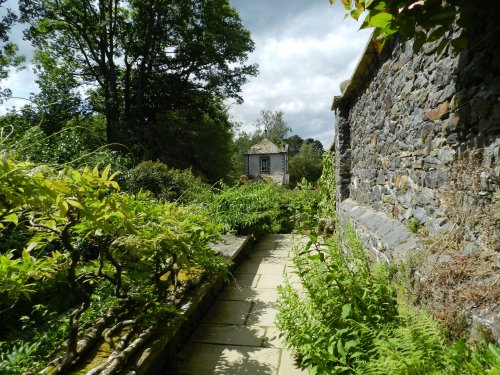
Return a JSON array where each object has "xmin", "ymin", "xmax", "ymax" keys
[{"xmin": 260, "ymin": 156, "xmax": 270, "ymax": 173}]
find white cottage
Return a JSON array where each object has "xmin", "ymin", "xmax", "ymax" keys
[{"xmin": 244, "ymin": 138, "xmax": 289, "ymax": 185}]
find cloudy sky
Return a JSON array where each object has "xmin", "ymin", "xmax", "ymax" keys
[
  {"xmin": 228, "ymin": 0, "xmax": 372, "ymax": 147},
  {"xmin": 1, "ymin": 0, "xmax": 372, "ymax": 148}
]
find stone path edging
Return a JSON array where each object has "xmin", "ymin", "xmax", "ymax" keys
[{"xmin": 122, "ymin": 234, "xmax": 254, "ymax": 375}]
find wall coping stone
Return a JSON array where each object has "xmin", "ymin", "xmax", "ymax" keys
[{"xmin": 339, "ymin": 198, "xmax": 422, "ymax": 260}]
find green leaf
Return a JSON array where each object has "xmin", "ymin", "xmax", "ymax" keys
[
  {"xmin": 3, "ymin": 213, "xmax": 18, "ymax": 225},
  {"xmin": 369, "ymin": 12, "xmax": 393, "ymax": 28},
  {"xmin": 66, "ymin": 199, "xmax": 84, "ymax": 210},
  {"xmin": 413, "ymin": 31, "xmax": 427, "ymax": 53},
  {"xmin": 109, "ymin": 171, "xmax": 121, "ymax": 181},
  {"xmin": 436, "ymin": 38, "xmax": 448, "ymax": 56},
  {"xmin": 58, "ymin": 199, "xmax": 69, "ymax": 216},
  {"xmin": 488, "ymin": 344, "xmax": 500, "ymax": 358},
  {"xmin": 350, "ymin": 8, "xmax": 364, "ymax": 21},
  {"xmin": 345, "ymin": 339, "xmax": 358, "ymax": 352},
  {"xmin": 427, "ymin": 26, "xmax": 446, "ymax": 42},
  {"xmin": 451, "ymin": 37, "xmax": 468, "ymax": 50},
  {"xmin": 102, "ymin": 164, "xmax": 111, "ymax": 180},
  {"xmin": 337, "ymin": 339, "xmax": 346, "ymax": 356},
  {"xmin": 342, "ymin": 303, "xmax": 352, "ymax": 319},
  {"xmin": 350, "ymin": 351, "xmax": 363, "ymax": 358},
  {"xmin": 341, "ymin": 0, "xmax": 351, "ymax": 10}
]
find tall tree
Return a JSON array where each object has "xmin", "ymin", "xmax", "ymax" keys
[
  {"xmin": 144, "ymin": 94, "xmax": 237, "ymax": 183},
  {"xmin": 288, "ymin": 142, "xmax": 323, "ymax": 185},
  {"xmin": 253, "ymin": 109, "xmax": 291, "ymax": 144},
  {"xmin": 20, "ymin": 0, "xmax": 257, "ymax": 149}
]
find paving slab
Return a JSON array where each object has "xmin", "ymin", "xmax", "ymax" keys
[
  {"xmin": 262, "ymin": 327, "xmax": 286, "ymax": 349},
  {"xmin": 235, "ymin": 262, "xmax": 286, "ymax": 275},
  {"xmin": 241, "ymin": 256, "xmax": 293, "ymax": 265},
  {"xmin": 202, "ymin": 300, "xmax": 252, "ymax": 325},
  {"xmin": 278, "ymin": 349, "xmax": 308, "ymax": 375},
  {"xmin": 171, "ymin": 343, "xmax": 280, "ymax": 375},
  {"xmin": 220, "ymin": 286, "xmax": 279, "ymax": 303},
  {"xmin": 255, "ymin": 273, "xmax": 285, "ymax": 289},
  {"xmin": 233, "ymin": 272, "xmax": 260, "ymax": 288},
  {"xmin": 250, "ymin": 248, "xmax": 290, "ymax": 258},
  {"xmin": 190, "ymin": 324, "xmax": 265, "ymax": 347},
  {"xmin": 246, "ymin": 301, "xmax": 278, "ymax": 327},
  {"xmin": 168, "ymin": 234, "xmax": 309, "ymax": 375}
]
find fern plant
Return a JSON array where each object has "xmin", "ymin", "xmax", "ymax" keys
[{"xmin": 361, "ymin": 308, "xmax": 500, "ymax": 375}]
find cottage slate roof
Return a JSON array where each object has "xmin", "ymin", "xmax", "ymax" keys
[{"xmin": 245, "ymin": 138, "xmax": 284, "ymax": 154}]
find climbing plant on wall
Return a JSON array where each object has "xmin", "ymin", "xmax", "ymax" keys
[
  {"xmin": 318, "ymin": 151, "xmax": 336, "ymax": 218},
  {"xmin": 329, "ymin": 0, "xmax": 500, "ymax": 53}
]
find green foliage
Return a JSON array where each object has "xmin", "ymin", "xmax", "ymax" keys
[
  {"xmin": 288, "ymin": 142, "xmax": 323, "ymax": 186},
  {"xmin": 361, "ymin": 310, "xmax": 500, "ymax": 374},
  {"xmin": 0, "ymin": 156, "xmax": 226, "ymax": 371},
  {"xmin": 147, "ymin": 103, "xmax": 238, "ymax": 183},
  {"xmin": 0, "ymin": 304, "xmax": 69, "ymax": 374},
  {"xmin": 20, "ymin": 0, "xmax": 257, "ymax": 157},
  {"xmin": 277, "ymin": 218, "xmax": 500, "ymax": 374},
  {"xmin": 210, "ymin": 183, "xmax": 289, "ymax": 235},
  {"xmin": 286, "ymin": 135, "xmax": 325, "ymax": 157},
  {"xmin": 0, "ymin": 114, "xmax": 132, "ymax": 170},
  {"xmin": 0, "ymin": 251, "xmax": 58, "ymax": 312},
  {"xmin": 277, "ymin": 224, "xmax": 398, "ymax": 374},
  {"xmin": 287, "ymin": 179, "xmax": 321, "ymax": 231},
  {"xmin": 253, "ymin": 109, "xmax": 291, "ymax": 144},
  {"xmin": 318, "ymin": 151, "xmax": 336, "ymax": 218},
  {"xmin": 125, "ymin": 160, "xmax": 211, "ymax": 204},
  {"xmin": 407, "ymin": 218, "xmax": 420, "ymax": 233},
  {"xmin": 330, "ymin": 0, "xmax": 500, "ymax": 54}
]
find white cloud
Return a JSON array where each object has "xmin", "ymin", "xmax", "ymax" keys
[
  {"xmin": 1, "ymin": 65, "xmax": 39, "ymax": 114},
  {"xmin": 227, "ymin": 2, "xmax": 372, "ymax": 148}
]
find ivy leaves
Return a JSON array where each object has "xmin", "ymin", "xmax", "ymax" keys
[{"xmin": 329, "ymin": 0, "xmax": 480, "ymax": 54}]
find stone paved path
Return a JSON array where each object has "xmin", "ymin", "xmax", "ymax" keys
[{"xmin": 166, "ymin": 234, "xmax": 307, "ymax": 375}]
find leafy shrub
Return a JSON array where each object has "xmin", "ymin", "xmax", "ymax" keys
[
  {"xmin": 361, "ymin": 309, "xmax": 500, "ymax": 374},
  {"xmin": 210, "ymin": 182, "xmax": 291, "ymax": 235},
  {"xmin": 0, "ymin": 157, "xmax": 225, "ymax": 372},
  {"xmin": 288, "ymin": 179, "xmax": 321, "ymax": 229},
  {"xmin": 1, "ymin": 115, "xmax": 132, "ymax": 171},
  {"xmin": 125, "ymin": 160, "xmax": 211, "ymax": 204}
]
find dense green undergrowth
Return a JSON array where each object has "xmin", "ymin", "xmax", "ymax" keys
[
  {"xmin": 0, "ymin": 153, "xmax": 317, "ymax": 373},
  {"xmin": 276, "ymin": 152, "xmax": 500, "ymax": 375},
  {"xmin": 277, "ymin": 227, "xmax": 500, "ymax": 374}
]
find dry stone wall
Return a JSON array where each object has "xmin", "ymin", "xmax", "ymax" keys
[
  {"xmin": 335, "ymin": 30, "xmax": 499, "ymax": 254},
  {"xmin": 333, "ymin": 25, "xmax": 499, "ymax": 341}
]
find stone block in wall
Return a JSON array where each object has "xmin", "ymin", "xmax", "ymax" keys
[{"xmin": 426, "ymin": 101, "xmax": 449, "ymax": 121}]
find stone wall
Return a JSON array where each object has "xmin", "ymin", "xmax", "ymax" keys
[
  {"xmin": 334, "ymin": 29, "xmax": 499, "ymax": 254},
  {"xmin": 332, "ymin": 25, "xmax": 499, "ymax": 340}
]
